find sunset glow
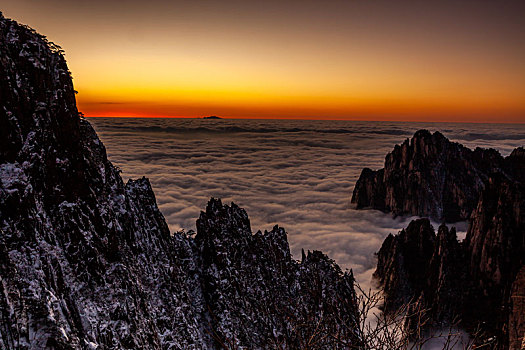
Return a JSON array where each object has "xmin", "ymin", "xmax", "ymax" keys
[{"xmin": 3, "ymin": 0, "xmax": 525, "ymax": 122}]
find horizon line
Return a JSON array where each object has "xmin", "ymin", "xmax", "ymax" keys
[{"xmin": 84, "ymin": 114, "xmax": 525, "ymax": 125}]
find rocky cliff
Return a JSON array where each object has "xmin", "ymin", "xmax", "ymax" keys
[
  {"xmin": 351, "ymin": 129, "xmax": 518, "ymax": 222},
  {"xmin": 0, "ymin": 13, "xmax": 361, "ymax": 349},
  {"xmin": 464, "ymin": 174, "xmax": 525, "ymax": 343},
  {"xmin": 370, "ymin": 135, "xmax": 525, "ymax": 348},
  {"xmin": 373, "ymin": 219, "xmax": 466, "ymax": 326}
]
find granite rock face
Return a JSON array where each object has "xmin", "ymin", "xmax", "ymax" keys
[
  {"xmin": 464, "ymin": 175, "xmax": 525, "ymax": 342},
  {"xmin": 0, "ymin": 13, "xmax": 361, "ymax": 349},
  {"xmin": 374, "ymin": 219, "xmax": 466, "ymax": 326},
  {"xmin": 351, "ymin": 129, "xmax": 515, "ymax": 222},
  {"xmin": 371, "ymin": 136, "xmax": 525, "ymax": 348}
]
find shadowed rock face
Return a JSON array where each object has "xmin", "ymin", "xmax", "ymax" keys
[
  {"xmin": 351, "ymin": 129, "xmax": 516, "ymax": 222},
  {"xmin": 374, "ymin": 219, "xmax": 466, "ymax": 324},
  {"xmin": 372, "ymin": 138, "xmax": 525, "ymax": 348},
  {"xmin": 0, "ymin": 13, "xmax": 360, "ymax": 349},
  {"xmin": 509, "ymin": 266, "xmax": 525, "ymax": 350},
  {"xmin": 464, "ymin": 175, "xmax": 525, "ymax": 341},
  {"xmin": 374, "ymin": 219, "xmax": 435, "ymax": 311}
]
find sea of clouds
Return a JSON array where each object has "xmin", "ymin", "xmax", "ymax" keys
[{"xmin": 89, "ymin": 118, "xmax": 524, "ymax": 286}]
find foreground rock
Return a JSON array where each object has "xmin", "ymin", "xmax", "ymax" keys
[
  {"xmin": 0, "ymin": 13, "xmax": 360, "ymax": 349},
  {"xmin": 371, "ymin": 136, "xmax": 525, "ymax": 348},
  {"xmin": 509, "ymin": 266, "xmax": 525, "ymax": 350},
  {"xmin": 351, "ymin": 129, "xmax": 522, "ymax": 222}
]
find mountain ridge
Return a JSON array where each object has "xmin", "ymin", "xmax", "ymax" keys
[
  {"xmin": 362, "ymin": 131, "xmax": 525, "ymax": 348},
  {"xmin": 0, "ymin": 13, "xmax": 361, "ymax": 349},
  {"xmin": 351, "ymin": 129, "xmax": 522, "ymax": 222}
]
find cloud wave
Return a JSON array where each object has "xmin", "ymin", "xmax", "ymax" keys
[{"xmin": 90, "ymin": 118, "xmax": 525, "ymax": 287}]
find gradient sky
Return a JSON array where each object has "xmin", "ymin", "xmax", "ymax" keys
[{"xmin": 2, "ymin": 0, "xmax": 525, "ymax": 122}]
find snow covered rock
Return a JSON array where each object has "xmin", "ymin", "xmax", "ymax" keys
[{"xmin": 0, "ymin": 12, "xmax": 361, "ymax": 349}]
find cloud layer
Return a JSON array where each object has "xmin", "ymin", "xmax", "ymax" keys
[{"xmin": 90, "ymin": 118, "xmax": 524, "ymax": 286}]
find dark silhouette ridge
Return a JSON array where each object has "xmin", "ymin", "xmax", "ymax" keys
[
  {"xmin": 351, "ymin": 129, "xmax": 521, "ymax": 222},
  {"xmin": 369, "ymin": 134, "xmax": 525, "ymax": 348}
]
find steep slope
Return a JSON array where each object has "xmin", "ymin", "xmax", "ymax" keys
[
  {"xmin": 351, "ymin": 129, "xmax": 510, "ymax": 222},
  {"xmin": 0, "ymin": 13, "xmax": 360, "ymax": 349},
  {"xmin": 370, "ymin": 137, "xmax": 524, "ymax": 348},
  {"xmin": 374, "ymin": 219, "xmax": 466, "ymax": 325},
  {"xmin": 464, "ymin": 174, "xmax": 525, "ymax": 342},
  {"xmin": 0, "ymin": 12, "xmax": 208, "ymax": 348}
]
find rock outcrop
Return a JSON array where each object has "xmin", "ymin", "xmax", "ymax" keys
[
  {"xmin": 374, "ymin": 219, "xmax": 466, "ymax": 326},
  {"xmin": 371, "ymin": 136, "xmax": 525, "ymax": 348},
  {"xmin": 351, "ymin": 129, "xmax": 518, "ymax": 222},
  {"xmin": 193, "ymin": 199, "xmax": 361, "ymax": 348},
  {"xmin": 0, "ymin": 13, "xmax": 361, "ymax": 349},
  {"xmin": 463, "ymin": 174, "xmax": 525, "ymax": 343}
]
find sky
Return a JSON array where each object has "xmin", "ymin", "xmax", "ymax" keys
[{"xmin": 2, "ymin": 0, "xmax": 525, "ymax": 122}]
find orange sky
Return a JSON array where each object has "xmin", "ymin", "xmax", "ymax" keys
[{"xmin": 2, "ymin": 1, "xmax": 525, "ymax": 122}]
